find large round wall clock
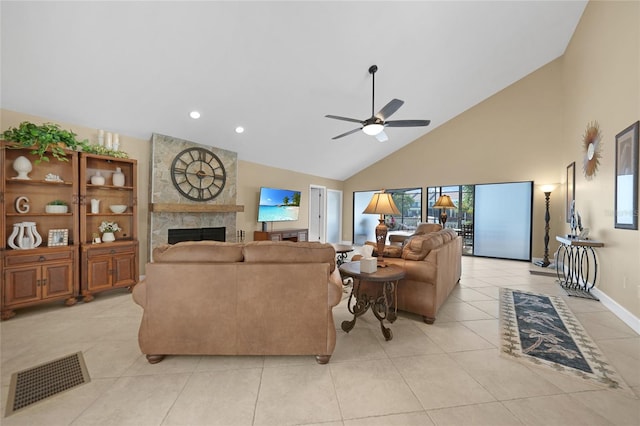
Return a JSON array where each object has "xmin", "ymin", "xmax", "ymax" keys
[
  {"xmin": 582, "ymin": 121, "xmax": 602, "ymax": 179},
  {"xmin": 170, "ymin": 147, "xmax": 226, "ymax": 201}
]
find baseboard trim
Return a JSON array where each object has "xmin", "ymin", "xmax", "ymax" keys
[{"xmin": 591, "ymin": 287, "xmax": 640, "ymax": 335}]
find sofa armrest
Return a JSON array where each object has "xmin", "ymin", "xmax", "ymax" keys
[
  {"xmin": 131, "ymin": 279, "xmax": 147, "ymax": 307},
  {"xmin": 328, "ymin": 268, "xmax": 343, "ymax": 307}
]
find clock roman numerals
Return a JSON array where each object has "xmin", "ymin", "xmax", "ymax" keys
[{"xmin": 170, "ymin": 147, "xmax": 227, "ymax": 201}]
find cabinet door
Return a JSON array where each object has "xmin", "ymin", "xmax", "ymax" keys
[
  {"xmin": 4, "ymin": 265, "xmax": 42, "ymax": 306},
  {"xmin": 41, "ymin": 262, "xmax": 74, "ymax": 300},
  {"xmin": 113, "ymin": 253, "xmax": 136, "ymax": 287},
  {"xmin": 87, "ymin": 257, "xmax": 112, "ymax": 291}
]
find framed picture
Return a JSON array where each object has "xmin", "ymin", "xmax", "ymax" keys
[
  {"xmin": 615, "ymin": 121, "xmax": 639, "ymax": 229},
  {"xmin": 566, "ymin": 162, "xmax": 575, "ymax": 223},
  {"xmin": 47, "ymin": 229, "xmax": 69, "ymax": 247}
]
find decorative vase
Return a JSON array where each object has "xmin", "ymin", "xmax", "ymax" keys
[
  {"xmin": 112, "ymin": 167, "xmax": 125, "ymax": 187},
  {"xmin": 12, "ymin": 156, "xmax": 32, "ymax": 180},
  {"xmin": 91, "ymin": 172, "xmax": 105, "ymax": 185},
  {"xmin": 102, "ymin": 232, "xmax": 115, "ymax": 242},
  {"xmin": 7, "ymin": 222, "xmax": 42, "ymax": 249},
  {"xmin": 90, "ymin": 199, "xmax": 100, "ymax": 214}
]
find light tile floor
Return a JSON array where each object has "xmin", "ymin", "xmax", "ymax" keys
[{"xmin": 1, "ymin": 257, "xmax": 639, "ymax": 425}]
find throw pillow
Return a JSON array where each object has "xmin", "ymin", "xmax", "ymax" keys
[{"xmin": 401, "ymin": 233, "xmax": 444, "ymax": 261}]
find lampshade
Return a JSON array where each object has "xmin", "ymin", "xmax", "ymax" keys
[
  {"xmin": 433, "ymin": 194, "xmax": 457, "ymax": 209},
  {"xmin": 539, "ymin": 184, "xmax": 558, "ymax": 193},
  {"xmin": 363, "ymin": 191, "xmax": 401, "ymax": 215},
  {"xmin": 362, "ymin": 123, "xmax": 384, "ymax": 136}
]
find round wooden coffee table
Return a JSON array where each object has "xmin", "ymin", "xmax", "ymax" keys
[{"xmin": 338, "ymin": 261, "xmax": 406, "ymax": 341}]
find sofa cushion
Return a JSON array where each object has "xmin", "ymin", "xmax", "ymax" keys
[
  {"xmin": 413, "ymin": 223, "xmax": 443, "ymax": 235},
  {"xmin": 243, "ymin": 241, "xmax": 336, "ymax": 272},
  {"xmin": 365, "ymin": 241, "xmax": 403, "ymax": 258},
  {"xmin": 153, "ymin": 241, "xmax": 244, "ymax": 263},
  {"xmin": 402, "ymin": 232, "xmax": 444, "ymax": 261}
]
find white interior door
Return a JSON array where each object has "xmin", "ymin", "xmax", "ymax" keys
[{"xmin": 326, "ymin": 189, "xmax": 343, "ymax": 243}]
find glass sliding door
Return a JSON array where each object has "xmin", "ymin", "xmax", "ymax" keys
[{"xmin": 473, "ymin": 182, "xmax": 532, "ymax": 260}]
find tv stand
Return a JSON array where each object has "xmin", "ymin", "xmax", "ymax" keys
[{"xmin": 254, "ymin": 228, "xmax": 308, "ymax": 242}]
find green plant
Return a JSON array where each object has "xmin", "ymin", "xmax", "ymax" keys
[
  {"xmin": 2, "ymin": 121, "xmax": 89, "ymax": 163},
  {"xmin": 81, "ymin": 144, "xmax": 129, "ymax": 158},
  {"xmin": 47, "ymin": 200, "xmax": 68, "ymax": 206}
]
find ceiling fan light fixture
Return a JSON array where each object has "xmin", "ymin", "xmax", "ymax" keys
[{"xmin": 362, "ymin": 123, "xmax": 384, "ymax": 136}]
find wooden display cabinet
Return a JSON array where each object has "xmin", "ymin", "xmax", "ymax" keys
[
  {"xmin": 1, "ymin": 142, "xmax": 79, "ymax": 319},
  {"xmin": 79, "ymin": 153, "xmax": 138, "ymax": 301}
]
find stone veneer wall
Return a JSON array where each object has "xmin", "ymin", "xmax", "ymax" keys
[{"xmin": 149, "ymin": 133, "xmax": 238, "ymax": 258}]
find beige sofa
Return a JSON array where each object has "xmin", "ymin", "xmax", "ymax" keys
[
  {"xmin": 356, "ymin": 224, "xmax": 462, "ymax": 324},
  {"xmin": 132, "ymin": 240, "xmax": 343, "ymax": 364}
]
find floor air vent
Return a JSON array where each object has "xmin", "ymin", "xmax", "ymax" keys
[{"xmin": 5, "ymin": 352, "xmax": 90, "ymax": 416}]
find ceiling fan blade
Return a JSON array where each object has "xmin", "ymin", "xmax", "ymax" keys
[
  {"xmin": 331, "ymin": 127, "xmax": 362, "ymax": 140},
  {"xmin": 385, "ymin": 119, "xmax": 431, "ymax": 127},
  {"xmin": 375, "ymin": 99, "xmax": 404, "ymax": 120},
  {"xmin": 325, "ymin": 115, "xmax": 363, "ymax": 124},
  {"xmin": 375, "ymin": 130, "xmax": 388, "ymax": 142}
]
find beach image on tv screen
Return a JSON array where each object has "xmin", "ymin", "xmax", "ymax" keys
[{"xmin": 258, "ymin": 188, "xmax": 301, "ymax": 221}]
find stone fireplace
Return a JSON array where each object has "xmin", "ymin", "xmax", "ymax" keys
[{"xmin": 149, "ymin": 134, "xmax": 243, "ymax": 258}]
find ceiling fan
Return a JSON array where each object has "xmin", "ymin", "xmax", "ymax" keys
[{"xmin": 326, "ymin": 65, "xmax": 431, "ymax": 142}]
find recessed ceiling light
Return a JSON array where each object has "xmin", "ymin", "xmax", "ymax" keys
[
  {"xmin": 189, "ymin": 111, "xmax": 201, "ymax": 119},
  {"xmin": 235, "ymin": 126, "xmax": 244, "ymax": 134}
]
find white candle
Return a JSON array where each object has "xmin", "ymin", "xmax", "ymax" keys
[
  {"xmin": 98, "ymin": 129, "xmax": 104, "ymax": 146},
  {"xmin": 106, "ymin": 132, "xmax": 113, "ymax": 149},
  {"xmin": 113, "ymin": 134, "xmax": 120, "ymax": 151}
]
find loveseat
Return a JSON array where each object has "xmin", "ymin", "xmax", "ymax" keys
[
  {"xmin": 355, "ymin": 224, "xmax": 462, "ymax": 324},
  {"xmin": 132, "ymin": 240, "xmax": 343, "ymax": 364}
]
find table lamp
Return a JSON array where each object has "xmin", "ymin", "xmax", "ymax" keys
[
  {"xmin": 363, "ymin": 190, "xmax": 401, "ymax": 267},
  {"xmin": 433, "ymin": 194, "xmax": 457, "ymax": 227}
]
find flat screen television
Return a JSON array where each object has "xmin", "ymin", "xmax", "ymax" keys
[{"xmin": 257, "ymin": 187, "xmax": 301, "ymax": 222}]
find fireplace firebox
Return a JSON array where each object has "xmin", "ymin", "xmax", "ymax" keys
[{"xmin": 168, "ymin": 227, "xmax": 226, "ymax": 244}]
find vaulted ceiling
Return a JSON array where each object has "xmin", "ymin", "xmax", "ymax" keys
[{"xmin": 1, "ymin": 1, "xmax": 587, "ymax": 180}]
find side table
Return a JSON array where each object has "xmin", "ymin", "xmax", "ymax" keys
[
  {"xmin": 331, "ymin": 243, "xmax": 354, "ymax": 267},
  {"xmin": 339, "ymin": 261, "xmax": 406, "ymax": 341},
  {"xmin": 555, "ymin": 235, "xmax": 604, "ymax": 300}
]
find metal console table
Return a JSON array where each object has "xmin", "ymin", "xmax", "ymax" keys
[{"xmin": 555, "ymin": 235, "xmax": 604, "ymax": 300}]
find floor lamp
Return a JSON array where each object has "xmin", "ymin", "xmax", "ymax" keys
[
  {"xmin": 534, "ymin": 184, "xmax": 557, "ymax": 267},
  {"xmin": 433, "ymin": 195, "xmax": 457, "ymax": 227},
  {"xmin": 363, "ymin": 190, "xmax": 401, "ymax": 267}
]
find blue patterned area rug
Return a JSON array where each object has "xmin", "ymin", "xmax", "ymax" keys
[{"xmin": 499, "ymin": 288, "xmax": 628, "ymax": 390}]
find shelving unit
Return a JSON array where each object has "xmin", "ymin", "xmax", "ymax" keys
[
  {"xmin": 79, "ymin": 153, "xmax": 138, "ymax": 302},
  {"xmin": 1, "ymin": 142, "xmax": 79, "ymax": 320}
]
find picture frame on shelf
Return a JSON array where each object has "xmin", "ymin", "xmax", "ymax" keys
[
  {"xmin": 614, "ymin": 121, "xmax": 639, "ymax": 230},
  {"xmin": 48, "ymin": 229, "xmax": 69, "ymax": 247},
  {"xmin": 566, "ymin": 162, "xmax": 575, "ymax": 223}
]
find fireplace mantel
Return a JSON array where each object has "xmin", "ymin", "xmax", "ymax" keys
[{"xmin": 150, "ymin": 203, "xmax": 245, "ymax": 213}]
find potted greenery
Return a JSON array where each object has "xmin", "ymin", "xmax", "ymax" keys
[
  {"xmin": 45, "ymin": 200, "xmax": 69, "ymax": 214},
  {"xmin": 2, "ymin": 121, "xmax": 89, "ymax": 163}
]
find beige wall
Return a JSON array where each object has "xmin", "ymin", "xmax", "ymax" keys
[
  {"xmin": 344, "ymin": 56, "xmax": 566, "ymax": 259},
  {"xmin": 236, "ymin": 160, "xmax": 343, "ymax": 238},
  {"xmin": 344, "ymin": 0, "xmax": 639, "ymax": 318},
  {"xmin": 2, "ymin": 1, "xmax": 638, "ymax": 317},
  {"xmin": 1, "ymin": 109, "xmax": 343, "ymax": 272},
  {"xmin": 560, "ymin": 0, "xmax": 639, "ymax": 317},
  {"xmin": 1, "ymin": 109, "xmax": 152, "ymax": 271}
]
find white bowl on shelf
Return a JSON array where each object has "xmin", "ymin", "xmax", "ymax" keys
[
  {"xmin": 45, "ymin": 205, "xmax": 68, "ymax": 214},
  {"xmin": 109, "ymin": 205, "xmax": 127, "ymax": 214}
]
